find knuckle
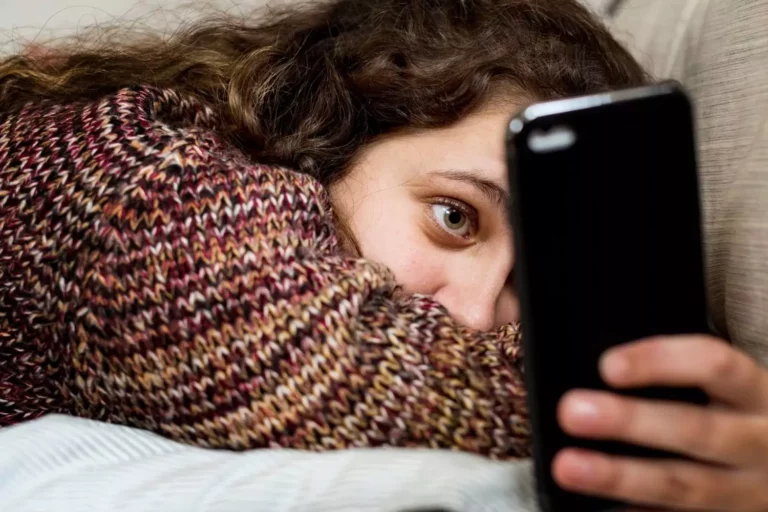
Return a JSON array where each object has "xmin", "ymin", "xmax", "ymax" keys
[
  {"xmin": 613, "ymin": 396, "xmax": 636, "ymax": 434},
  {"xmin": 756, "ymin": 416, "xmax": 768, "ymax": 447},
  {"xmin": 704, "ymin": 344, "xmax": 740, "ymax": 381},
  {"xmin": 743, "ymin": 417, "xmax": 768, "ymax": 460},
  {"xmin": 756, "ymin": 476, "xmax": 768, "ymax": 512},
  {"xmin": 597, "ymin": 457, "xmax": 626, "ymax": 494},
  {"xmin": 643, "ymin": 336, "xmax": 668, "ymax": 358},
  {"xmin": 680, "ymin": 410, "xmax": 720, "ymax": 456},
  {"xmin": 640, "ymin": 341, "xmax": 666, "ymax": 372},
  {"xmin": 656, "ymin": 463, "xmax": 709, "ymax": 509}
]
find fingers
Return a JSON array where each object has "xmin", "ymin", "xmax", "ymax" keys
[
  {"xmin": 559, "ymin": 390, "xmax": 768, "ymax": 467},
  {"xmin": 557, "ymin": 337, "xmax": 768, "ymax": 511},
  {"xmin": 553, "ymin": 448, "xmax": 765, "ymax": 511},
  {"xmin": 600, "ymin": 336, "xmax": 768, "ymax": 411}
]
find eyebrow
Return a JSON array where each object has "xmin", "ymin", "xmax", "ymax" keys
[{"xmin": 428, "ymin": 169, "xmax": 510, "ymax": 214}]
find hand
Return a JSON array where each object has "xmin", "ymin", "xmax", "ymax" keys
[{"xmin": 552, "ymin": 335, "xmax": 768, "ymax": 511}]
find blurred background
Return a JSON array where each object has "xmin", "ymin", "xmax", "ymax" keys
[
  {"xmin": 0, "ymin": 0, "xmax": 282, "ymax": 54},
  {"xmin": 0, "ymin": 0, "xmax": 612, "ymax": 54}
]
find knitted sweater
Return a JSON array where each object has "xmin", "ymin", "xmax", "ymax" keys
[{"xmin": 0, "ymin": 86, "xmax": 530, "ymax": 459}]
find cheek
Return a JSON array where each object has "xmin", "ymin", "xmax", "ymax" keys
[
  {"xmin": 350, "ymin": 201, "xmax": 445, "ymax": 295},
  {"xmin": 384, "ymin": 242, "xmax": 444, "ymax": 295}
]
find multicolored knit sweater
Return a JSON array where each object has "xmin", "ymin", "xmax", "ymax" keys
[{"xmin": 0, "ymin": 86, "xmax": 530, "ymax": 459}]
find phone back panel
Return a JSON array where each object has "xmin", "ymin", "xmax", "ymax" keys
[{"xmin": 507, "ymin": 85, "xmax": 711, "ymax": 511}]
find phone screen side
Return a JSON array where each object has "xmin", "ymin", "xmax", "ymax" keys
[{"xmin": 508, "ymin": 90, "xmax": 709, "ymax": 511}]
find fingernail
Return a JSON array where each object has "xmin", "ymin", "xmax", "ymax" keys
[
  {"xmin": 601, "ymin": 352, "xmax": 630, "ymax": 383},
  {"xmin": 568, "ymin": 395, "xmax": 601, "ymax": 421}
]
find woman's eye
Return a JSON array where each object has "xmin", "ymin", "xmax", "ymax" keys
[{"xmin": 431, "ymin": 203, "xmax": 471, "ymax": 237}]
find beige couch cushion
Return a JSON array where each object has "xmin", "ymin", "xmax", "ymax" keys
[
  {"xmin": 580, "ymin": 0, "xmax": 615, "ymax": 13},
  {"xmin": 611, "ymin": 0, "xmax": 768, "ymax": 362}
]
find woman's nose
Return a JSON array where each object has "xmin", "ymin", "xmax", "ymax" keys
[{"xmin": 433, "ymin": 274, "xmax": 518, "ymax": 331}]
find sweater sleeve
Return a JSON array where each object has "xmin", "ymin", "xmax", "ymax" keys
[
  {"xmin": 46, "ymin": 91, "xmax": 530, "ymax": 459},
  {"xmin": 0, "ymin": 415, "xmax": 538, "ymax": 512}
]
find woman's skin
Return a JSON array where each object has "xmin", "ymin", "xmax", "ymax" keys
[
  {"xmin": 331, "ymin": 106, "xmax": 520, "ymax": 331},
  {"xmin": 334, "ymin": 102, "xmax": 768, "ymax": 511}
]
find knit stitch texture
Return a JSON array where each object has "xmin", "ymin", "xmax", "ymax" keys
[{"xmin": 0, "ymin": 86, "xmax": 530, "ymax": 459}]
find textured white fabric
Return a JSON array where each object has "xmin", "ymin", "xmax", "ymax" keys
[{"xmin": 0, "ymin": 415, "xmax": 538, "ymax": 512}]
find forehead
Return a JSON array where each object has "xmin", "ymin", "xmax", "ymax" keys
[
  {"xmin": 402, "ymin": 108, "xmax": 514, "ymax": 185},
  {"xmin": 347, "ymin": 96, "xmax": 527, "ymax": 193}
]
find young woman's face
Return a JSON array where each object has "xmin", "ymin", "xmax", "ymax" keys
[{"xmin": 331, "ymin": 106, "xmax": 518, "ymax": 331}]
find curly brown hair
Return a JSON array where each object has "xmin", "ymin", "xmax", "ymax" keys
[{"xmin": 0, "ymin": 0, "xmax": 647, "ymax": 184}]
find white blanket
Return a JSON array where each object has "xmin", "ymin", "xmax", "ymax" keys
[{"xmin": 0, "ymin": 415, "xmax": 538, "ymax": 512}]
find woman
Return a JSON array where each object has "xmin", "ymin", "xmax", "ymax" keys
[{"xmin": 2, "ymin": 0, "xmax": 768, "ymax": 510}]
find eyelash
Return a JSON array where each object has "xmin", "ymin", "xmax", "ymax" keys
[{"xmin": 428, "ymin": 197, "xmax": 479, "ymax": 240}]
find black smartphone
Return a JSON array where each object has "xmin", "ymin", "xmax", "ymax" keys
[{"xmin": 507, "ymin": 84, "xmax": 713, "ymax": 512}]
